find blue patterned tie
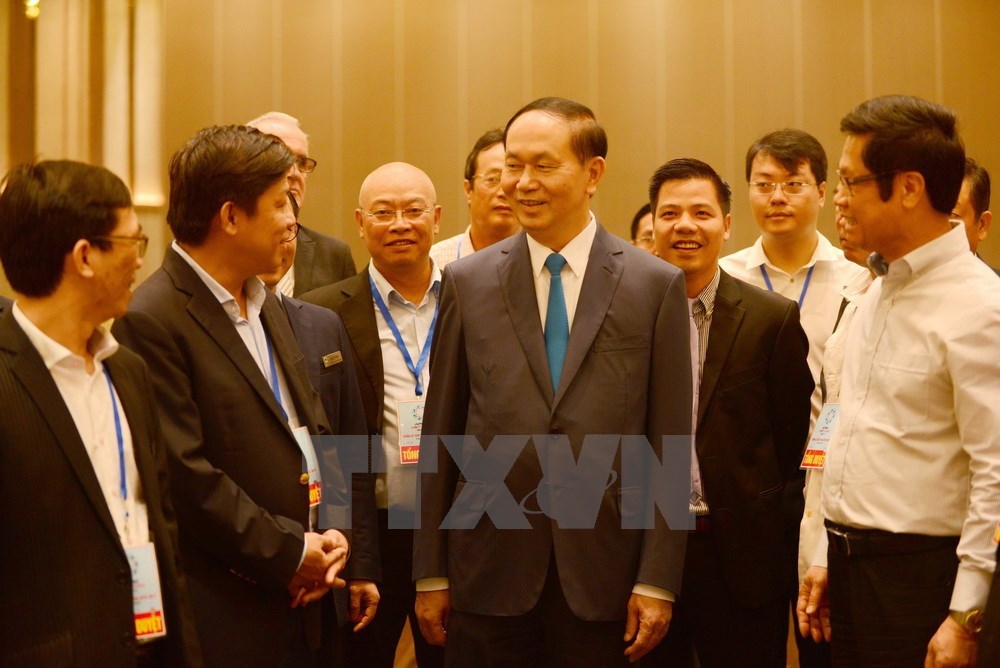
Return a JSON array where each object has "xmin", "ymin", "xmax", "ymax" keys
[{"xmin": 544, "ymin": 253, "xmax": 570, "ymax": 392}]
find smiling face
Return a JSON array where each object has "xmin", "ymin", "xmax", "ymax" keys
[
  {"xmin": 234, "ymin": 173, "xmax": 298, "ymax": 277},
  {"xmin": 357, "ymin": 162, "xmax": 440, "ymax": 277},
  {"xmin": 834, "ymin": 134, "xmax": 903, "ymax": 261},
  {"xmin": 653, "ymin": 178, "xmax": 731, "ymax": 297},
  {"xmin": 748, "ymin": 153, "xmax": 825, "ymax": 244},
  {"xmin": 501, "ymin": 110, "xmax": 605, "ymax": 250}
]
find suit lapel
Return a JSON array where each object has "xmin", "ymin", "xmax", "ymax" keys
[
  {"xmin": 104, "ymin": 356, "xmax": 160, "ymax": 520},
  {"xmin": 554, "ymin": 226, "xmax": 623, "ymax": 408},
  {"xmin": 3, "ymin": 317, "xmax": 122, "ymax": 548},
  {"xmin": 262, "ymin": 292, "xmax": 316, "ymax": 430},
  {"xmin": 337, "ymin": 270, "xmax": 383, "ymax": 413},
  {"xmin": 293, "ymin": 229, "xmax": 317, "ymax": 296},
  {"xmin": 499, "ymin": 234, "xmax": 553, "ymax": 403},
  {"xmin": 164, "ymin": 249, "xmax": 292, "ymax": 431},
  {"xmin": 697, "ymin": 271, "xmax": 745, "ymax": 428}
]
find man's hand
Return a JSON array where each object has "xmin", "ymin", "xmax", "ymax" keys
[
  {"xmin": 287, "ymin": 531, "xmax": 349, "ymax": 608},
  {"xmin": 348, "ymin": 579, "xmax": 380, "ymax": 632},
  {"xmin": 925, "ymin": 616, "xmax": 977, "ymax": 667},
  {"xmin": 623, "ymin": 593, "xmax": 672, "ymax": 663},
  {"xmin": 796, "ymin": 566, "xmax": 831, "ymax": 642},
  {"xmin": 415, "ymin": 589, "xmax": 451, "ymax": 646}
]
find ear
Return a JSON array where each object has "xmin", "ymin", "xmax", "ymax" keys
[
  {"xmin": 722, "ymin": 213, "xmax": 732, "ymax": 242},
  {"xmin": 817, "ymin": 181, "xmax": 827, "ymax": 208},
  {"xmin": 898, "ymin": 172, "xmax": 926, "ymax": 209},
  {"xmin": 355, "ymin": 209, "xmax": 365, "ymax": 238},
  {"xmin": 432, "ymin": 204, "xmax": 442, "ymax": 236},
  {"xmin": 585, "ymin": 156, "xmax": 606, "ymax": 196},
  {"xmin": 978, "ymin": 210, "xmax": 993, "ymax": 242},
  {"xmin": 463, "ymin": 179, "xmax": 474, "ymax": 206},
  {"xmin": 218, "ymin": 201, "xmax": 240, "ymax": 236},
  {"xmin": 69, "ymin": 239, "xmax": 96, "ymax": 279}
]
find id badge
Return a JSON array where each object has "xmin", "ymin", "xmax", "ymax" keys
[
  {"xmin": 800, "ymin": 403, "xmax": 839, "ymax": 470},
  {"xmin": 292, "ymin": 425, "xmax": 322, "ymax": 508},
  {"xmin": 127, "ymin": 543, "xmax": 167, "ymax": 642},
  {"xmin": 397, "ymin": 399, "xmax": 425, "ymax": 465}
]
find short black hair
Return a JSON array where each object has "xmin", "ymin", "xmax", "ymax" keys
[
  {"xmin": 464, "ymin": 128, "xmax": 504, "ymax": 181},
  {"xmin": 630, "ymin": 203, "xmax": 652, "ymax": 241},
  {"xmin": 649, "ymin": 158, "xmax": 732, "ymax": 215},
  {"xmin": 167, "ymin": 125, "xmax": 294, "ymax": 245},
  {"xmin": 745, "ymin": 128, "xmax": 828, "ymax": 184},
  {"xmin": 963, "ymin": 156, "xmax": 991, "ymax": 219},
  {"xmin": 840, "ymin": 95, "xmax": 965, "ymax": 214},
  {"xmin": 503, "ymin": 97, "xmax": 608, "ymax": 163},
  {"xmin": 0, "ymin": 160, "xmax": 131, "ymax": 297}
]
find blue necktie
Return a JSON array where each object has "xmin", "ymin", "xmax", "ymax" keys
[{"xmin": 544, "ymin": 253, "xmax": 570, "ymax": 392}]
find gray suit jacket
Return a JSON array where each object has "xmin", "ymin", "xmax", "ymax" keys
[
  {"xmin": 413, "ymin": 225, "xmax": 693, "ymax": 621},
  {"xmin": 293, "ymin": 225, "xmax": 357, "ymax": 297}
]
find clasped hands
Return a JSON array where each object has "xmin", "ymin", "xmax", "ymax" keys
[{"xmin": 287, "ymin": 529, "xmax": 349, "ymax": 608}]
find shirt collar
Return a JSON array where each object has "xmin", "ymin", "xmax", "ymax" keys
[
  {"xmin": 742, "ymin": 231, "xmax": 841, "ymax": 273},
  {"xmin": 12, "ymin": 302, "xmax": 119, "ymax": 371},
  {"xmin": 526, "ymin": 212, "xmax": 597, "ymax": 279},
  {"xmin": 689, "ymin": 268, "xmax": 721, "ymax": 316},
  {"xmin": 171, "ymin": 240, "xmax": 267, "ymax": 321},
  {"xmin": 840, "ymin": 267, "xmax": 874, "ymax": 301},
  {"xmin": 368, "ymin": 258, "xmax": 442, "ymax": 308},
  {"xmin": 886, "ymin": 223, "xmax": 969, "ymax": 283}
]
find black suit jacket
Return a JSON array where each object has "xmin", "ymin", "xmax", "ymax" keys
[
  {"xmin": 413, "ymin": 226, "xmax": 694, "ymax": 620},
  {"xmin": 694, "ymin": 271, "xmax": 813, "ymax": 607},
  {"xmin": 293, "ymin": 225, "xmax": 357, "ymax": 297},
  {"xmin": 113, "ymin": 247, "xmax": 337, "ymax": 666},
  {"xmin": 281, "ymin": 294, "xmax": 381, "ymax": 588},
  {"xmin": 301, "ymin": 268, "xmax": 386, "ymax": 583},
  {"xmin": 0, "ymin": 312, "xmax": 201, "ymax": 667}
]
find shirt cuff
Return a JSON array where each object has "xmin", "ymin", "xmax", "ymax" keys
[
  {"xmin": 416, "ymin": 577, "xmax": 450, "ymax": 592},
  {"xmin": 949, "ymin": 563, "xmax": 993, "ymax": 611},
  {"xmin": 632, "ymin": 583, "xmax": 676, "ymax": 602}
]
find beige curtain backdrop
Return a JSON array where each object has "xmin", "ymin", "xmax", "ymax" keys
[{"xmin": 2, "ymin": 0, "xmax": 1000, "ymax": 296}]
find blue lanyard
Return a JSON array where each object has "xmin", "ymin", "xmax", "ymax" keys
[
  {"xmin": 759, "ymin": 264, "xmax": 815, "ymax": 310},
  {"xmin": 369, "ymin": 274, "xmax": 438, "ymax": 396},
  {"xmin": 264, "ymin": 335, "xmax": 288, "ymax": 420},
  {"xmin": 102, "ymin": 367, "xmax": 127, "ymax": 505}
]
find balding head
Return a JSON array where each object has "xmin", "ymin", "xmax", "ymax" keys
[
  {"xmin": 356, "ymin": 162, "xmax": 440, "ymax": 280},
  {"xmin": 247, "ymin": 112, "xmax": 311, "ymax": 206}
]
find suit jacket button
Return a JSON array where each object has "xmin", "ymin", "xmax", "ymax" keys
[{"xmin": 300, "ymin": 473, "xmax": 310, "ymax": 485}]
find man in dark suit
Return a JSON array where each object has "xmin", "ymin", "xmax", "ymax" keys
[
  {"xmin": 0, "ymin": 160, "xmax": 200, "ymax": 666},
  {"xmin": 259, "ymin": 221, "xmax": 381, "ymax": 640},
  {"xmin": 113, "ymin": 125, "xmax": 350, "ymax": 666},
  {"xmin": 303, "ymin": 162, "xmax": 445, "ymax": 667},
  {"xmin": 412, "ymin": 98, "xmax": 693, "ymax": 666},
  {"xmin": 247, "ymin": 112, "xmax": 356, "ymax": 295},
  {"xmin": 642, "ymin": 159, "xmax": 814, "ymax": 667},
  {"xmin": 951, "ymin": 156, "xmax": 999, "ymax": 275}
]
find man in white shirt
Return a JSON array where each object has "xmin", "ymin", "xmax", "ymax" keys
[
  {"xmin": 719, "ymin": 129, "xmax": 867, "ymax": 667},
  {"xmin": 413, "ymin": 97, "xmax": 693, "ymax": 666},
  {"xmin": 0, "ymin": 160, "xmax": 200, "ymax": 665},
  {"xmin": 802, "ymin": 94, "xmax": 1000, "ymax": 667},
  {"xmin": 429, "ymin": 128, "xmax": 519, "ymax": 269},
  {"xmin": 302, "ymin": 162, "xmax": 445, "ymax": 667}
]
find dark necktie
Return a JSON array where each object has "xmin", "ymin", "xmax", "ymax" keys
[{"xmin": 544, "ymin": 253, "xmax": 569, "ymax": 392}]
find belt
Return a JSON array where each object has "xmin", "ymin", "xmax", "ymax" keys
[{"xmin": 825, "ymin": 520, "xmax": 958, "ymax": 558}]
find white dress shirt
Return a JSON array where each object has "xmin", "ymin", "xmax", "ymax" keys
[
  {"xmin": 720, "ymin": 233, "xmax": 869, "ymax": 423},
  {"xmin": 369, "ymin": 260, "xmax": 442, "ymax": 512},
  {"xmin": 429, "ymin": 226, "xmax": 475, "ymax": 271},
  {"xmin": 276, "ymin": 264, "xmax": 295, "ymax": 298},
  {"xmin": 13, "ymin": 304, "xmax": 150, "ymax": 547},
  {"xmin": 821, "ymin": 224, "xmax": 1000, "ymax": 610},
  {"xmin": 525, "ymin": 214, "xmax": 596, "ymax": 331}
]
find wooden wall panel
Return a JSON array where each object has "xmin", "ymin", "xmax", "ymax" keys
[{"xmin": 870, "ymin": 0, "xmax": 937, "ymax": 99}]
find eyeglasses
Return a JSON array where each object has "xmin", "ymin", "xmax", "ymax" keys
[
  {"xmin": 295, "ymin": 156, "xmax": 317, "ymax": 173},
  {"xmin": 749, "ymin": 181, "xmax": 816, "ymax": 196},
  {"xmin": 473, "ymin": 172, "xmax": 502, "ymax": 190},
  {"xmin": 634, "ymin": 235, "xmax": 653, "ymax": 245},
  {"xmin": 91, "ymin": 234, "xmax": 149, "ymax": 258},
  {"xmin": 282, "ymin": 222, "xmax": 301, "ymax": 242},
  {"xmin": 360, "ymin": 205, "xmax": 434, "ymax": 224},
  {"xmin": 836, "ymin": 171, "xmax": 896, "ymax": 196}
]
